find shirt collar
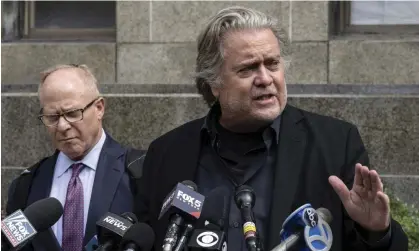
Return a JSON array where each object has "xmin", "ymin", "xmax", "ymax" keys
[
  {"xmin": 270, "ymin": 112, "xmax": 281, "ymax": 143},
  {"xmin": 201, "ymin": 102, "xmax": 281, "ymax": 144},
  {"xmin": 55, "ymin": 128, "xmax": 107, "ymax": 178},
  {"xmin": 201, "ymin": 102, "xmax": 221, "ymax": 143}
]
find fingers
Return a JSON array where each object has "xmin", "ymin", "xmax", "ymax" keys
[
  {"xmin": 354, "ymin": 163, "xmax": 364, "ymax": 187},
  {"xmin": 359, "ymin": 164, "xmax": 372, "ymax": 191},
  {"xmin": 377, "ymin": 191, "xmax": 390, "ymax": 213},
  {"xmin": 356, "ymin": 163, "xmax": 383, "ymax": 191},
  {"xmin": 354, "ymin": 163, "xmax": 385, "ymax": 201},
  {"xmin": 329, "ymin": 176, "xmax": 351, "ymax": 205},
  {"xmin": 370, "ymin": 170, "xmax": 384, "ymax": 194}
]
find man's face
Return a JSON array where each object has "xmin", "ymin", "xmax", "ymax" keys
[
  {"xmin": 39, "ymin": 69, "xmax": 104, "ymax": 160},
  {"xmin": 212, "ymin": 28, "xmax": 287, "ymax": 132}
]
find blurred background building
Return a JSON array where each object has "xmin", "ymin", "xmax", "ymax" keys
[{"xmin": 1, "ymin": 1, "xmax": 419, "ymax": 208}]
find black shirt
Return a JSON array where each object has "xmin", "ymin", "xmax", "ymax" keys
[{"xmin": 196, "ymin": 103, "xmax": 280, "ymax": 250}]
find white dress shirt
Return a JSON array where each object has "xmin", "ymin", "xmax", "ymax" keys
[{"xmin": 49, "ymin": 128, "xmax": 106, "ymax": 245}]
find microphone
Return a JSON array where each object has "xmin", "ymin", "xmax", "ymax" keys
[
  {"xmin": 200, "ymin": 186, "xmax": 230, "ymax": 229},
  {"xmin": 119, "ymin": 222, "xmax": 155, "ymax": 251},
  {"xmin": 234, "ymin": 185, "xmax": 260, "ymax": 251},
  {"xmin": 279, "ymin": 204, "xmax": 318, "ymax": 240},
  {"xmin": 303, "ymin": 208, "xmax": 333, "ymax": 251},
  {"xmin": 95, "ymin": 212, "xmax": 138, "ymax": 251},
  {"xmin": 1, "ymin": 197, "xmax": 63, "ymax": 251},
  {"xmin": 271, "ymin": 206, "xmax": 333, "ymax": 251},
  {"xmin": 187, "ymin": 186, "xmax": 230, "ymax": 251},
  {"xmin": 175, "ymin": 186, "xmax": 230, "ymax": 251},
  {"xmin": 187, "ymin": 229, "xmax": 227, "ymax": 251},
  {"xmin": 159, "ymin": 180, "xmax": 205, "ymax": 251},
  {"xmin": 173, "ymin": 224, "xmax": 193, "ymax": 251}
]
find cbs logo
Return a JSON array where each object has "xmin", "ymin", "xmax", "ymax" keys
[{"xmin": 196, "ymin": 231, "xmax": 220, "ymax": 247}]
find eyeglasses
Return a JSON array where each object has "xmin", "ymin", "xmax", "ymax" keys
[{"xmin": 38, "ymin": 98, "xmax": 100, "ymax": 127}]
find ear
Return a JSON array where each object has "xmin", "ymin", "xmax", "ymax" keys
[
  {"xmin": 95, "ymin": 98, "xmax": 105, "ymax": 120},
  {"xmin": 211, "ymin": 84, "xmax": 220, "ymax": 99}
]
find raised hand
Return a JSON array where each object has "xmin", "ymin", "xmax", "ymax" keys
[{"xmin": 329, "ymin": 163, "xmax": 390, "ymax": 231}]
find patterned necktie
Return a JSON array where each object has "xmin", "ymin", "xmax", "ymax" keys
[{"xmin": 62, "ymin": 163, "xmax": 85, "ymax": 251}]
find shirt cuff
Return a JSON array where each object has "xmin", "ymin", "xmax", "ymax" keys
[{"xmin": 355, "ymin": 221, "xmax": 392, "ymax": 248}]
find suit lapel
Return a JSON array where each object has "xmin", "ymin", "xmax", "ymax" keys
[
  {"xmin": 27, "ymin": 152, "xmax": 60, "ymax": 251},
  {"xmin": 267, "ymin": 105, "xmax": 308, "ymax": 249},
  {"xmin": 27, "ymin": 152, "xmax": 58, "ymax": 206},
  {"xmin": 160, "ymin": 119, "xmax": 204, "ymax": 194},
  {"xmin": 154, "ymin": 119, "xmax": 204, "ymax": 243},
  {"xmin": 84, "ymin": 134, "xmax": 125, "ymax": 244}
]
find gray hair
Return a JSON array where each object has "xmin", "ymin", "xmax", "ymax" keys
[{"xmin": 195, "ymin": 6, "xmax": 290, "ymax": 106}]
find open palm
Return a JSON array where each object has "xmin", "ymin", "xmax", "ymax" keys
[{"xmin": 329, "ymin": 163, "xmax": 390, "ymax": 231}]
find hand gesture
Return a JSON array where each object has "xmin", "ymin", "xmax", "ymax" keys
[{"xmin": 329, "ymin": 163, "xmax": 390, "ymax": 231}]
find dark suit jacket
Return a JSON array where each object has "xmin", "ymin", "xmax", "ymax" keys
[
  {"xmin": 6, "ymin": 133, "xmax": 135, "ymax": 251},
  {"xmin": 135, "ymin": 105, "xmax": 408, "ymax": 251}
]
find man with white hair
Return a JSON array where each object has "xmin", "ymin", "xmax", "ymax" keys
[{"xmin": 134, "ymin": 6, "xmax": 408, "ymax": 251}]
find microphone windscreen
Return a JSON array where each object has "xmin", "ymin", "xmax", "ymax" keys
[
  {"xmin": 182, "ymin": 180, "xmax": 198, "ymax": 191},
  {"xmin": 234, "ymin": 185, "xmax": 255, "ymax": 207},
  {"xmin": 120, "ymin": 223, "xmax": 155, "ymax": 251},
  {"xmin": 235, "ymin": 185, "xmax": 253, "ymax": 197},
  {"xmin": 200, "ymin": 186, "xmax": 230, "ymax": 229},
  {"xmin": 23, "ymin": 197, "xmax": 63, "ymax": 231},
  {"xmin": 316, "ymin": 208, "xmax": 333, "ymax": 223}
]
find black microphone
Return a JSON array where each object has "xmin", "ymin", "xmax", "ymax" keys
[
  {"xmin": 199, "ymin": 186, "xmax": 230, "ymax": 230},
  {"xmin": 1, "ymin": 197, "xmax": 63, "ymax": 251},
  {"xmin": 159, "ymin": 180, "xmax": 205, "ymax": 251},
  {"xmin": 119, "ymin": 222, "xmax": 155, "ymax": 251},
  {"xmin": 175, "ymin": 186, "xmax": 230, "ymax": 251},
  {"xmin": 187, "ymin": 186, "xmax": 230, "ymax": 251},
  {"xmin": 173, "ymin": 223, "xmax": 193, "ymax": 251},
  {"xmin": 271, "ymin": 207, "xmax": 333, "ymax": 251},
  {"xmin": 95, "ymin": 212, "xmax": 138, "ymax": 251},
  {"xmin": 187, "ymin": 229, "xmax": 227, "ymax": 251},
  {"xmin": 234, "ymin": 185, "xmax": 260, "ymax": 251}
]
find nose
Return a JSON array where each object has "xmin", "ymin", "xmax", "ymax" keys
[
  {"xmin": 56, "ymin": 116, "xmax": 71, "ymax": 132},
  {"xmin": 254, "ymin": 66, "xmax": 273, "ymax": 86}
]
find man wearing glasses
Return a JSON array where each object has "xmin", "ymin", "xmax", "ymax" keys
[{"xmin": 5, "ymin": 64, "xmax": 142, "ymax": 251}]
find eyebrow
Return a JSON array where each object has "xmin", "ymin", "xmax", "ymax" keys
[
  {"xmin": 233, "ymin": 59, "xmax": 259, "ymax": 71},
  {"xmin": 40, "ymin": 106, "xmax": 80, "ymax": 115},
  {"xmin": 232, "ymin": 54, "xmax": 281, "ymax": 71}
]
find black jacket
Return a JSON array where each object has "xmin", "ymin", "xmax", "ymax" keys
[{"xmin": 134, "ymin": 105, "xmax": 408, "ymax": 251}]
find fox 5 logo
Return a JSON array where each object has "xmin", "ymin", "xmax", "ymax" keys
[{"xmin": 177, "ymin": 190, "xmax": 202, "ymax": 210}]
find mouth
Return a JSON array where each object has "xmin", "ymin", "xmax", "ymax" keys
[
  {"xmin": 253, "ymin": 94, "xmax": 275, "ymax": 101},
  {"xmin": 60, "ymin": 138, "xmax": 75, "ymax": 142}
]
